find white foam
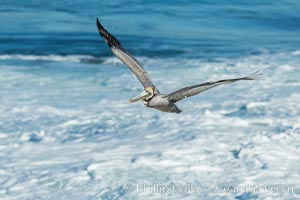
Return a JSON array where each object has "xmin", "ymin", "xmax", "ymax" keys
[
  {"xmin": 247, "ymin": 102, "xmax": 268, "ymax": 109},
  {"xmin": 291, "ymin": 50, "xmax": 300, "ymax": 56},
  {"xmin": 1, "ymin": 50, "xmax": 300, "ymax": 199},
  {"xmin": 0, "ymin": 133, "xmax": 8, "ymax": 139},
  {"xmin": 0, "ymin": 54, "xmax": 95, "ymax": 62}
]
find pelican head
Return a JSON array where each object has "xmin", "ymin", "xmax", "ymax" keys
[{"xmin": 129, "ymin": 87, "xmax": 154, "ymax": 103}]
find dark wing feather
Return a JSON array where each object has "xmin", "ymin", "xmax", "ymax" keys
[
  {"xmin": 96, "ymin": 18, "xmax": 157, "ymax": 90},
  {"xmin": 167, "ymin": 71, "xmax": 262, "ymax": 103}
]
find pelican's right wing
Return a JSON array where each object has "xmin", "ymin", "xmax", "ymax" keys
[
  {"xmin": 167, "ymin": 71, "xmax": 262, "ymax": 103},
  {"xmin": 96, "ymin": 18, "xmax": 157, "ymax": 90}
]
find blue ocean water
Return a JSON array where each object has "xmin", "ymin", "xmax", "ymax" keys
[{"xmin": 1, "ymin": 0, "xmax": 300, "ymax": 199}]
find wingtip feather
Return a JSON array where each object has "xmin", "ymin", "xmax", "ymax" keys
[
  {"xmin": 244, "ymin": 70, "xmax": 264, "ymax": 80},
  {"xmin": 96, "ymin": 17, "xmax": 104, "ymax": 31}
]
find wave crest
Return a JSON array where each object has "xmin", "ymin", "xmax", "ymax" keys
[{"xmin": 0, "ymin": 54, "xmax": 102, "ymax": 63}]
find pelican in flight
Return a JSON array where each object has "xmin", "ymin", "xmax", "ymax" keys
[{"xmin": 96, "ymin": 18, "xmax": 261, "ymax": 113}]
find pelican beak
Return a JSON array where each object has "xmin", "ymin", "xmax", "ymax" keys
[{"xmin": 129, "ymin": 90, "xmax": 151, "ymax": 103}]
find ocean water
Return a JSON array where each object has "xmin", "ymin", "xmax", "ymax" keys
[{"xmin": 1, "ymin": 0, "xmax": 300, "ymax": 199}]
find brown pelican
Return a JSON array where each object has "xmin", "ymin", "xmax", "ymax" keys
[{"xmin": 96, "ymin": 18, "xmax": 261, "ymax": 113}]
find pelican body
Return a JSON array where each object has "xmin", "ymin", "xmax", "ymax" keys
[
  {"xmin": 146, "ymin": 95, "xmax": 181, "ymax": 113},
  {"xmin": 96, "ymin": 18, "xmax": 261, "ymax": 113},
  {"xmin": 138, "ymin": 90, "xmax": 182, "ymax": 113}
]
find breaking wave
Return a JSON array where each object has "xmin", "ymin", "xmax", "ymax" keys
[
  {"xmin": 0, "ymin": 54, "xmax": 103, "ymax": 63},
  {"xmin": 1, "ymin": 49, "xmax": 300, "ymax": 199}
]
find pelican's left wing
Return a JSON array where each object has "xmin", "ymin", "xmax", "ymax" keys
[
  {"xmin": 167, "ymin": 71, "xmax": 262, "ymax": 103},
  {"xmin": 96, "ymin": 18, "xmax": 157, "ymax": 91}
]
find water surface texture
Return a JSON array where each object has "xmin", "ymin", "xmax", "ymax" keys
[{"xmin": 1, "ymin": 0, "xmax": 300, "ymax": 199}]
